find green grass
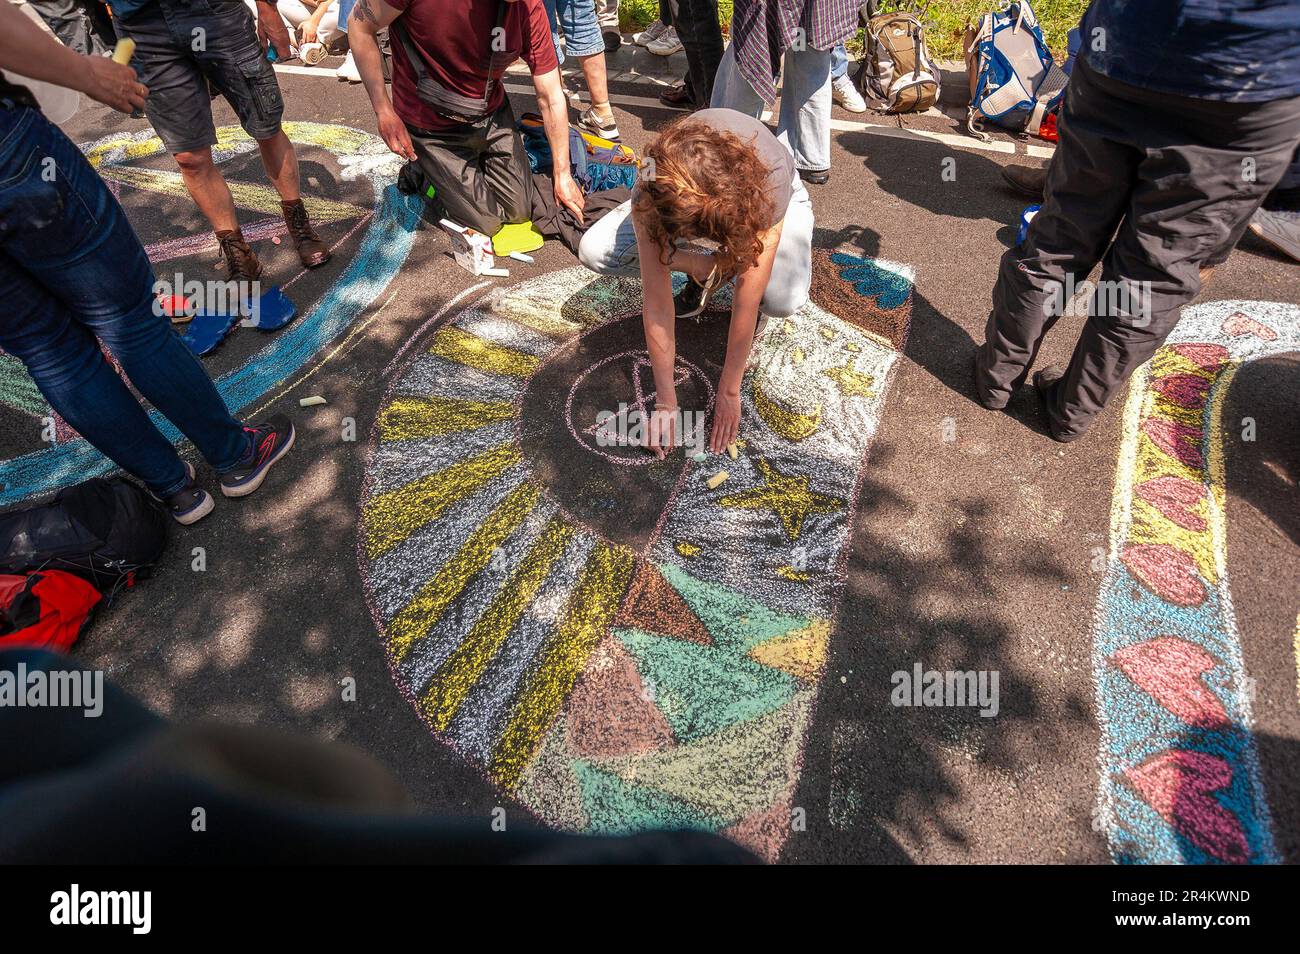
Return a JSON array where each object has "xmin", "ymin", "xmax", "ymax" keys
[{"xmin": 617, "ymin": 0, "xmax": 1085, "ymax": 63}]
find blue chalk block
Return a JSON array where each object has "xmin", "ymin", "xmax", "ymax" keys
[
  {"xmin": 241, "ymin": 285, "xmax": 297, "ymax": 331},
  {"xmin": 181, "ymin": 309, "xmax": 240, "ymax": 356}
]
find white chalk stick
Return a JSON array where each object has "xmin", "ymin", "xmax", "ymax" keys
[{"xmin": 298, "ymin": 396, "xmax": 327, "ymax": 407}]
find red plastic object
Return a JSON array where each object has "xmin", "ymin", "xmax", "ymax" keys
[
  {"xmin": 158, "ymin": 294, "xmax": 193, "ymax": 320},
  {"xmin": 1038, "ymin": 112, "xmax": 1059, "ymax": 143}
]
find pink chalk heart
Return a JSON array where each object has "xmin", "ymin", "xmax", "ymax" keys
[
  {"xmin": 1150, "ymin": 373, "xmax": 1212, "ymax": 411},
  {"xmin": 1221, "ymin": 311, "xmax": 1278, "ymax": 342},
  {"xmin": 1112, "ymin": 636, "xmax": 1228, "ymax": 727},
  {"xmin": 1120, "ymin": 543, "xmax": 1208, "ymax": 607},
  {"xmin": 1134, "ymin": 475, "xmax": 1207, "ymax": 532},
  {"xmin": 1141, "ymin": 417, "xmax": 1204, "ymax": 470},
  {"xmin": 1167, "ymin": 343, "xmax": 1230, "ymax": 373},
  {"xmin": 1125, "ymin": 750, "xmax": 1249, "ymax": 864}
]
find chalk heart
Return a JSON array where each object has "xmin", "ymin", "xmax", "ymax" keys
[
  {"xmin": 1124, "ymin": 750, "xmax": 1249, "ymax": 864},
  {"xmin": 1111, "ymin": 636, "xmax": 1228, "ymax": 727},
  {"xmin": 1119, "ymin": 543, "xmax": 1208, "ymax": 607},
  {"xmin": 1221, "ymin": 311, "xmax": 1278, "ymax": 342},
  {"xmin": 519, "ymin": 313, "xmax": 724, "ymax": 553}
]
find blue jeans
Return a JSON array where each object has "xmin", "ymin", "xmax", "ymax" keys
[
  {"xmin": 831, "ymin": 44, "xmax": 848, "ymax": 80},
  {"xmin": 0, "ymin": 106, "xmax": 249, "ymax": 496},
  {"xmin": 542, "ymin": 0, "xmax": 606, "ymax": 65},
  {"xmin": 336, "ymin": 0, "xmax": 355, "ymax": 33}
]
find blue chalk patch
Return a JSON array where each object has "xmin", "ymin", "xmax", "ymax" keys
[
  {"xmin": 830, "ymin": 252, "xmax": 912, "ymax": 310},
  {"xmin": 181, "ymin": 309, "xmax": 240, "ymax": 356}
]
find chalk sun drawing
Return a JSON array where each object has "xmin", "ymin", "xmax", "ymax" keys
[
  {"xmin": 358, "ymin": 260, "xmax": 912, "ymax": 860},
  {"xmin": 0, "ymin": 122, "xmax": 419, "ymax": 505},
  {"xmin": 1091, "ymin": 299, "xmax": 1300, "ymax": 865}
]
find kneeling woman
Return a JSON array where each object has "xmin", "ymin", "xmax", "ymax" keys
[{"xmin": 578, "ymin": 109, "xmax": 813, "ymax": 456}]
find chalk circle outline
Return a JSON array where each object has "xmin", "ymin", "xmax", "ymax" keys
[
  {"xmin": 358, "ymin": 263, "xmax": 909, "ymax": 861},
  {"xmin": 563, "ymin": 348, "xmax": 716, "ymax": 466},
  {"xmin": 0, "ymin": 121, "xmax": 416, "ymax": 506}
]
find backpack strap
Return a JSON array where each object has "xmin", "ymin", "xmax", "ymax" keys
[{"xmin": 391, "ymin": 1, "xmax": 509, "ymax": 124}]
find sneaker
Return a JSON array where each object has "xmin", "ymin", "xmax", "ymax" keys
[
  {"xmin": 1248, "ymin": 207, "xmax": 1300, "ymax": 262},
  {"xmin": 674, "ymin": 267, "xmax": 723, "ymax": 319},
  {"xmin": 336, "ymin": 49, "xmax": 361, "ymax": 83},
  {"xmin": 151, "ymin": 462, "xmax": 215, "ymax": 526},
  {"xmin": 220, "ymin": 414, "xmax": 296, "ymax": 498},
  {"xmin": 634, "ymin": 19, "xmax": 668, "ymax": 47},
  {"xmin": 1001, "ymin": 165, "xmax": 1047, "ymax": 200},
  {"xmin": 577, "ymin": 105, "xmax": 620, "ymax": 141},
  {"xmin": 831, "ymin": 73, "xmax": 866, "ymax": 113},
  {"xmin": 798, "ymin": 167, "xmax": 830, "ymax": 185},
  {"xmin": 646, "ymin": 26, "xmax": 683, "ymax": 57}
]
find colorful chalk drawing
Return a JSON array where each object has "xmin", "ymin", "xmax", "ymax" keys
[
  {"xmin": 0, "ymin": 122, "xmax": 419, "ymax": 505},
  {"xmin": 358, "ymin": 259, "xmax": 913, "ymax": 860},
  {"xmin": 1092, "ymin": 299, "xmax": 1300, "ymax": 865}
]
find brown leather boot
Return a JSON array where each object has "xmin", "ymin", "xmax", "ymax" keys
[
  {"xmin": 1000, "ymin": 164, "xmax": 1047, "ymax": 200},
  {"xmin": 216, "ymin": 228, "xmax": 263, "ymax": 283},
  {"xmin": 280, "ymin": 198, "xmax": 331, "ymax": 268}
]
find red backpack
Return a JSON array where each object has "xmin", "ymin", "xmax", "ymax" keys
[{"xmin": 0, "ymin": 571, "xmax": 101, "ymax": 652}]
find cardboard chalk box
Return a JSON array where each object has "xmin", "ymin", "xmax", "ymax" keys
[{"xmin": 439, "ymin": 218, "xmax": 495, "ymax": 275}]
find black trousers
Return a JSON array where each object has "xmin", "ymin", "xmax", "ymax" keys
[
  {"xmin": 976, "ymin": 59, "xmax": 1300, "ymax": 441},
  {"xmin": 407, "ymin": 99, "xmax": 533, "ymax": 237},
  {"xmin": 667, "ymin": 0, "xmax": 723, "ymax": 108}
]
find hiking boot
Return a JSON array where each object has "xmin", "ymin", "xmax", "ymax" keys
[
  {"xmin": 216, "ymin": 228, "xmax": 263, "ymax": 283},
  {"xmin": 674, "ymin": 267, "xmax": 723, "ymax": 319},
  {"xmin": 832, "ymin": 73, "xmax": 867, "ymax": 113},
  {"xmin": 220, "ymin": 414, "xmax": 296, "ymax": 498},
  {"xmin": 1001, "ymin": 164, "xmax": 1047, "ymax": 200},
  {"xmin": 281, "ymin": 198, "xmax": 331, "ymax": 268},
  {"xmin": 577, "ymin": 105, "xmax": 620, "ymax": 141},
  {"xmin": 659, "ymin": 81, "xmax": 694, "ymax": 110},
  {"xmin": 799, "ymin": 167, "xmax": 830, "ymax": 185},
  {"xmin": 150, "ymin": 462, "xmax": 214, "ymax": 526},
  {"xmin": 1248, "ymin": 207, "xmax": 1300, "ymax": 262}
]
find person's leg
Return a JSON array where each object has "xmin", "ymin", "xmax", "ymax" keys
[
  {"xmin": 480, "ymin": 101, "xmax": 537, "ymax": 228},
  {"xmin": 779, "ymin": 46, "xmax": 833, "ymax": 176},
  {"xmin": 758, "ymin": 178, "xmax": 814, "ymax": 318},
  {"xmin": 314, "ymin": 3, "xmax": 342, "ymax": 46},
  {"xmin": 0, "ymin": 109, "xmax": 248, "ymax": 494},
  {"xmin": 173, "ymin": 147, "xmax": 241, "ymax": 233},
  {"xmin": 27, "ymin": 0, "xmax": 104, "ymax": 56},
  {"xmin": 542, "ymin": 0, "xmax": 566, "ymax": 66},
  {"xmin": 831, "ymin": 44, "xmax": 848, "ymax": 80},
  {"xmin": 1046, "ymin": 87, "xmax": 1300, "ymax": 440},
  {"xmin": 974, "ymin": 60, "xmax": 1139, "ymax": 411},
  {"xmin": 676, "ymin": 0, "xmax": 723, "ymax": 108},
  {"xmin": 409, "ymin": 124, "xmax": 508, "ymax": 236},
  {"xmin": 577, "ymin": 198, "xmax": 640, "ymax": 274},
  {"xmin": 709, "ymin": 40, "xmax": 766, "ymax": 116},
  {"xmin": 558, "ymin": 0, "xmax": 618, "ymax": 135}
]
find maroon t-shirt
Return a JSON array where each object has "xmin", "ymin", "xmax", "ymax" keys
[{"xmin": 386, "ymin": 0, "xmax": 558, "ymax": 132}]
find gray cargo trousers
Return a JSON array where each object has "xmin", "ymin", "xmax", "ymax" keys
[{"xmin": 974, "ymin": 58, "xmax": 1300, "ymax": 441}]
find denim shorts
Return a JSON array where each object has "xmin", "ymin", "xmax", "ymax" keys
[
  {"xmin": 543, "ymin": 0, "xmax": 606, "ymax": 64},
  {"xmin": 117, "ymin": 0, "xmax": 284, "ymax": 154}
]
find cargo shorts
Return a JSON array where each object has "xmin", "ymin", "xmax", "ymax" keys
[{"xmin": 117, "ymin": 0, "xmax": 285, "ymax": 154}]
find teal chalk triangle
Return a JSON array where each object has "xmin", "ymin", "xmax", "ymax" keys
[
  {"xmin": 573, "ymin": 760, "xmax": 722, "ymax": 834},
  {"xmin": 615, "ymin": 627, "xmax": 797, "ymax": 743},
  {"xmin": 657, "ymin": 563, "xmax": 810, "ymax": 656}
]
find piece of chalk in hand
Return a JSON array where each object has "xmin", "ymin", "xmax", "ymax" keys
[
  {"xmin": 706, "ymin": 470, "xmax": 729, "ymax": 489},
  {"xmin": 299, "ymin": 396, "xmax": 327, "ymax": 407},
  {"xmin": 112, "ymin": 38, "xmax": 136, "ymax": 65}
]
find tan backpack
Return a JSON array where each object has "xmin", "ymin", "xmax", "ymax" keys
[{"xmin": 856, "ymin": 2, "xmax": 941, "ymax": 114}]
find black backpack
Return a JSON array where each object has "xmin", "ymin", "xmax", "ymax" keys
[{"xmin": 0, "ymin": 477, "xmax": 168, "ymax": 596}]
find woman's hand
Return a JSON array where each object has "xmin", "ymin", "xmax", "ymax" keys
[
  {"xmin": 644, "ymin": 406, "xmax": 679, "ymax": 460},
  {"xmin": 79, "ymin": 57, "xmax": 148, "ymax": 114},
  {"xmin": 709, "ymin": 390, "xmax": 741, "ymax": 453}
]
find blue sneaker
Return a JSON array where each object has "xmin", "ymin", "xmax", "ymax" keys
[
  {"xmin": 151, "ymin": 462, "xmax": 215, "ymax": 526},
  {"xmin": 220, "ymin": 415, "xmax": 296, "ymax": 498}
]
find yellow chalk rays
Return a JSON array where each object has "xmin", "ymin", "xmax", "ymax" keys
[
  {"xmin": 362, "ymin": 444, "xmax": 520, "ymax": 559},
  {"xmin": 489, "ymin": 542, "xmax": 635, "ymax": 788},
  {"xmin": 385, "ymin": 481, "xmax": 542, "ymax": 662},
  {"xmin": 378, "ymin": 395, "xmax": 516, "ymax": 442},
  {"xmin": 420, "ymin": 517, "xmax": 576, "ymax": 732},
  {"xmin": 428, "ymin": 327, "xmax": 540, "ymax": 378}
]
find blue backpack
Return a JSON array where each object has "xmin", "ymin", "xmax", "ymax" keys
[{"xmin": 963, "ymin": 1, "xmax": 1068, "ymax": 141}]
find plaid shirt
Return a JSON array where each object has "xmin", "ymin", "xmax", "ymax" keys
[{"xmin": 731, "ymin": 0, "xmax": 862, "ymax": 105}]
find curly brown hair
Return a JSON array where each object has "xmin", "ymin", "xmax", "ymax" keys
[{"xmin": 633, "ymin": 116, "xmax": 777, "ymax": 279}]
